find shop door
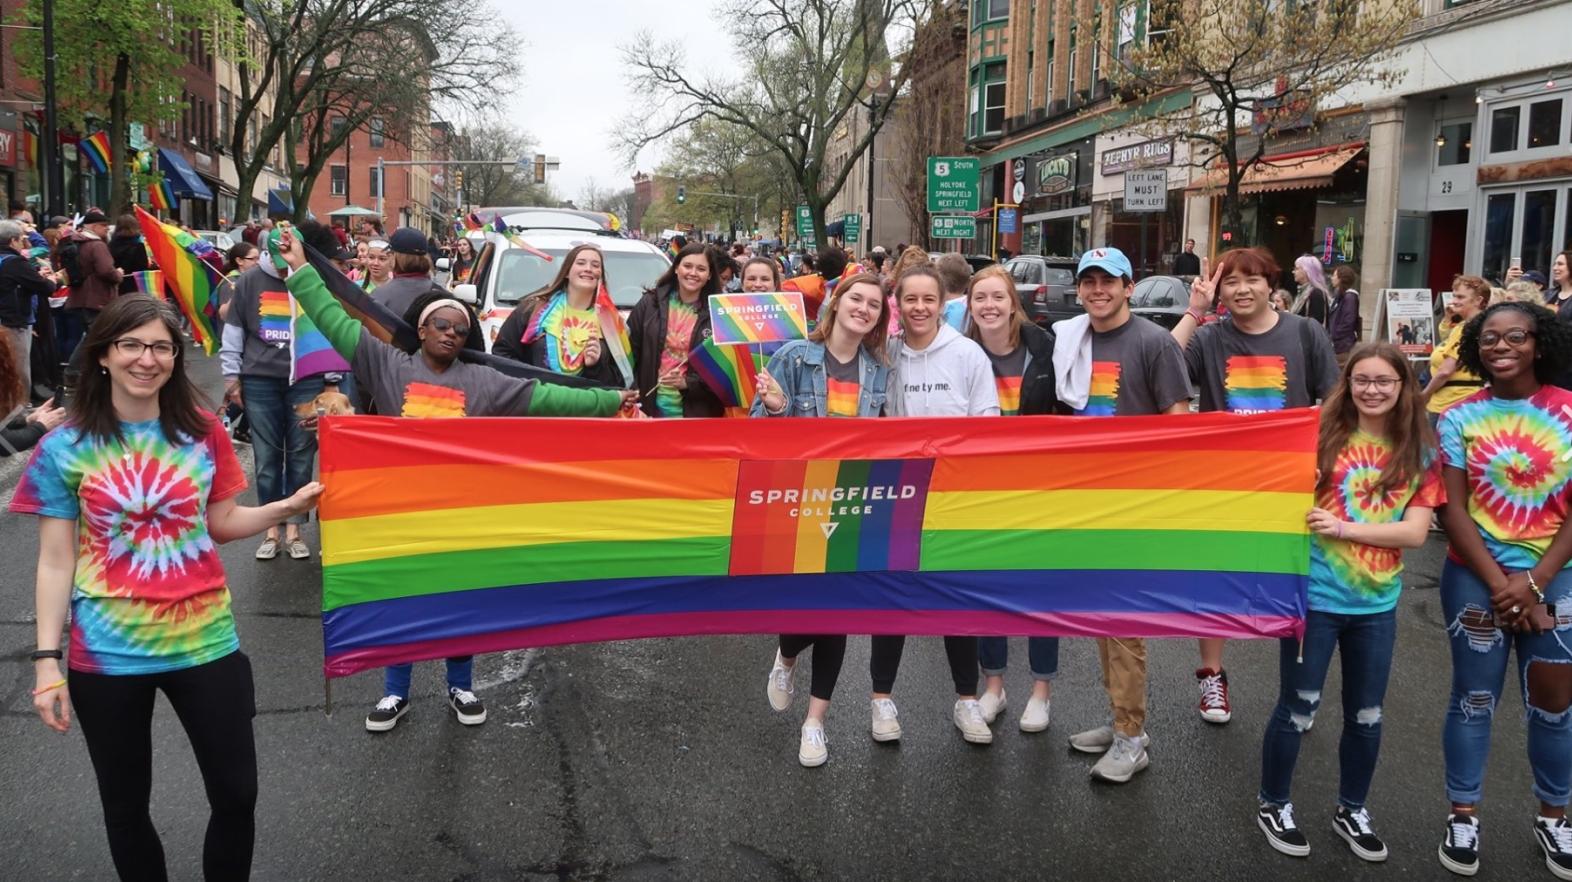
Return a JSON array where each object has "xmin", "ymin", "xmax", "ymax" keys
[
  {"xmin": 1479, "ymin": 187, "xmax": 1569, "ymax": 282},
  {"xmin": 1427, "ymin": 210, "xmax": 1467, "ymax": 292},
  {"xmin": 1392, "ymin": 212, "xmax": 1428, "ymax": 289}
]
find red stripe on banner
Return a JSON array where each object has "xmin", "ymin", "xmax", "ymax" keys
[
  {"xmin": 323, "ymin": 610, "xmax": 1303, "ymax": 678},
  {"xmin": 729, "ymin": 459, "xmax": 808, "ymax": 575}
]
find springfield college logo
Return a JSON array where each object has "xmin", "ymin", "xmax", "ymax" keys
[{"xmin": 730, "ymin": 459, "xmax": 934, "ymax": 576}]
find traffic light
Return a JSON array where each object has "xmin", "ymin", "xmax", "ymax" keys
[
  {"xmin": 676, "ymin": 185, "xmax": 686, "ymax": 204},
  {"xmin": 534, "ymin": 154, "xmax": 546, "ymax": 185},
  {"xmin": 453, "ymin": 168, "xmax": 464, "ymax": 190}
]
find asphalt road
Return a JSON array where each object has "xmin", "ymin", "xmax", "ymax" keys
[{"xmin": 0, "ymin": 352, "xmax": 1557, "ymax": 881}]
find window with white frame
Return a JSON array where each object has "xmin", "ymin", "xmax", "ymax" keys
[{"xmin": 1484, "ymin": 90, "xmax": 1569, "ymax": 161}]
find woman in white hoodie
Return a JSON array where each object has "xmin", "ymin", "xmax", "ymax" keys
[{"xmin": 870, "ymin": 265, "xmax": 1000, "ymax": 747}]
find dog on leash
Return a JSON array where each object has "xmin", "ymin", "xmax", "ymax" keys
[{"xmin": 294, "ymin": 385, "xmax": 356, "ymax": 429}]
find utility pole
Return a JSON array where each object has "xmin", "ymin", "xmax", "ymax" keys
[{"xmin": 41, "ymin": 0, "xmax": 63, "ymax": 217}]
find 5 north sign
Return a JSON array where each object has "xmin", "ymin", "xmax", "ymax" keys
[{"xmin": 931, "ymin": 216, "xmax": 977, "ymax": 239}]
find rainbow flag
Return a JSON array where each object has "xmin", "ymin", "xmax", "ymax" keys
[
  {"xmin": 490, "ymin": 214, "xmax": 508, "ymax": 234},
  {"xmin": 317, "ymin": 409, "xmax": 1315, "ymax": 678},
  {"xmin": 690, "ymin": 337, "xmax": 762, "ymax": 408},
  {"xmin": 128, "ymin": 270, "xmax": 164, "ymax": 297},
  {"xmin": 708, "ymin": 292, "xmax": 808, "ymax": 345},
  {"xmin": 82, "ymin": 130, "xmax": 111, "ymax": 174},
  {"xmin": 289, "ymin": 295, "xmax": 351, "ymax": 383},
  {"xmin": 148, "ymin": 179, "xmax": 175, "ymax": 211},
  {"xmin": 595, "ymin": 282, "xmax": 633, "ymax": 386},
  {"xmin": 133, "ymin": 206, "xmax": 220, "ymax": 355}
]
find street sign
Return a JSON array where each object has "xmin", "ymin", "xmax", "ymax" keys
[
  {"xmin": 1123, "ymin": 169, "xmax": 1168, "ymax": 212},
  {"xmin": 930, "ymin": 215, "xmax": 976, "ymax": 239},
  {"xmin": 998, "ymin": 207, "xmax": 1019, "ymax": 235},
  {"xmin": 927, "ymin": 156, "xmax": 981, "ymax": 213},
  {"xmin": 795, "ymin": 205, "xmax": 814, "ymax": 239},
  {"xmin": 843, "ymin": 213, "xmax": 861, "ymax": 243}
]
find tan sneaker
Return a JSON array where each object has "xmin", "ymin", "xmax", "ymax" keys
[
  {"xmin": 766, "ymin": 651, "xmax": 794, "ymax": 711},
  {"xmin": 977, "ymin": 688, "xmax": 1007, "ymax": 724},
  {"xmin": 953, "ymin": 699, "xmax": 993, "ymax": 744},
  {"xmin": 799, "ymin": 721, "xmax": 828, "ymax": 767},
  {"xmin": 870, "ymin": 698, "xmax": 901, "ymax": 742}
]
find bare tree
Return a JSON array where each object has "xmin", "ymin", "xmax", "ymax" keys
[
  {"xmin": 452, "ymin": 123, "xmax": 550, "ymax": 208},
  {"xmin": 1116, "ymin": 0, "xmax": 1417, "ymax": 243},
  {"xmin": 889, "ymin": 1, "xmax": 966, "ymax": 251},
  {"xmin": 620, "ymin": 0, "xmax": 929, "ymax": 243}
]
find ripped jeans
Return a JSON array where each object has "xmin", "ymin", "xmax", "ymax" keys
[
  {"xmin": 1259, "ymin": 608, "xmax": 1395, "ymax": 809},
  {"xmin": 1442, "ymin": 560, "xmax": 1572, "ymax": 807}
]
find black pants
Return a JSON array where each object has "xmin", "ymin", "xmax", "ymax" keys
[
  {"xmin": 70, "ymin": 651, "xmax": 258, "ymax": 882},
  {"xmin": 778, "ymin": 634, "xmax": 847, "ymax": 701},
  {"xmin": 869, "ymin": 635, "xmax": 979, "ymax": 696}
]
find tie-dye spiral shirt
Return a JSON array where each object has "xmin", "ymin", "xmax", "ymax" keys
[
  {"xmin": 9, "ymin": 416, "xmax": 248, "ymax": 674},
  {"xmin": 1309, "ymin": 430, "xmax": 1445, "ymax": 613},
  {"xmin": 1439, "ymin": 386, "xmax": 1572, "ymax": 570}
]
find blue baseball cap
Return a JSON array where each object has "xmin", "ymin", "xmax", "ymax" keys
[{"xmin": 1077, "ymin": 247, "xmax": 1133, "ymax": 281}]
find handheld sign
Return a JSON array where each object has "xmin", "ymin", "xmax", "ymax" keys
[{"xmin": 708, "ymin": 292, "xmax": 809, "ymax": 346}]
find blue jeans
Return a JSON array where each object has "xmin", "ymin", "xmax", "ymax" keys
[
  {"xmin": 240, "ymin": 374, "xmax": 324, "ymax": 525},
  {"xmin": 976, "ymin": 636, "xmax": 1060, "ymax": 680},
  {"xmin": 1259, "ymin": 608, "xmax": 1396, "ymax": 809},
  {"xmin": 1441, "ymin": 560, "xmax": 1572, "ymax": 807},
  {"xmin": 384, "ymin": 657, "xmax": 474, "ymax": 697}
]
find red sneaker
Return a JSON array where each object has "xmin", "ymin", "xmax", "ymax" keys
[{"xmin": 1196, "ymin": 667, "xmax": 1232, "ymax": 724}]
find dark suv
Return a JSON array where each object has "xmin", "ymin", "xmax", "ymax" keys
[{"xmin": 1005, "ymin": 255, "xmax": 1082, "ymax": 327}]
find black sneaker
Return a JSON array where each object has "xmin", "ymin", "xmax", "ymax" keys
[
  {"xmin": 448, "ymin": 687, "xmax": 487, "ymax": 725},
  {"xmin": 1333, "ymin": 806, "xmax": 1389, "ymax": 862},
  {"xmin": 1438, "ymin": 812, "xmax": 1480, "ymax": 876},
  {"xmin": 365, "ymin": 695, "xmax": 409, "ymax": 732},
  {"xmin": 1257, "ymin": 801, "xmax": 1311, "ymax": 857},
  {"xmin": 1536, "ymin": 816, "xmax": 1572, "ymax": 881}
]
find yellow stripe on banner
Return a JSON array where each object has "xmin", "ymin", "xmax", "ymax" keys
[
  {"xmin": 323, "ymin": 497, "xmax": 735, "ymax": 566},
  {"xmin": 923, "ymin": 488, "xmax": 1307, "ymax": 535},
  {"xmin": 791, "ymin": 459, "xmax": 841, "ymax": 574}
]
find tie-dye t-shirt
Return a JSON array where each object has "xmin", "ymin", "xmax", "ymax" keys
[
  {"xmin": 656, "ymin": 298, "xmax": 699, "ymax": 418},
  {"xmin": 1438, "ymin": 385, "xmax": 1572, "ymax": 570},
  {"xmin": 1309, "ymin": 430, "xmax": 1445, "ymax": 613},
  {"xmin": 9, "ymin": 416, "xmax": 248, "ymax": 674}
]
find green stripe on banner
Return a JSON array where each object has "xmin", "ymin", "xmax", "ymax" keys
[
  {"xmin": 825, "ymin": 459, "xmax": 869, "ymax": 572},
  {"xmin": 322, "ymin": 536, "xmax": 732, "ymax": 610},
  {"xmin": 920, "ymin": 529, "xmax": 1310, "ymax": 575}
]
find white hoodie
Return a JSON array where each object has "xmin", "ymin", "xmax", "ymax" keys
[{"xmin": 888, "ymin": 324, "xmax": 1000, "ymax": 416}]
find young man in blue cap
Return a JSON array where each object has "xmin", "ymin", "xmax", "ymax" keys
[{"xmin": 1052, "ymin": 245, "xmax": 1191, "ymax": 782}]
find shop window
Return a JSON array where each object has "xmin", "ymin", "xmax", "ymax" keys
[
  {"xmin": 1528, "ymin": 99, "xmax": 1563, "ymax": 149},
  {"xmin": 1523, "ymin": 189, "xmax": 1557, "ymax": 276},
  {"xmin": 1481, "ymin": 192, "xmax": 1515, "ymax": 281},
  {"xmin": 1489, "ymin": 106, "xmax": 1519, "ymax": 154},
  {"xmin": 1436, "ymin": 122, "xmax": 1471, "ymax": 166}
]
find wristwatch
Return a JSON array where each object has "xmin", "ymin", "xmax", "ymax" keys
[{"xmin": 30, "ymin": 649, "xmax": 63, "ymax": 661}]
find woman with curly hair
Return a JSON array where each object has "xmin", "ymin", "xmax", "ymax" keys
[{"xmin": 1435, "ymin": 301, "xmax": 1572, "ymax": 878}]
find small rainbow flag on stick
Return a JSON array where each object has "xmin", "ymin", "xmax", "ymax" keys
[
  {"xmin": 290, "ymin": 297, "xmax": 352, "ymax": 383},
  {"xmin": 133, "ymin": 206, "xmax": 220, "ymax": 355},
  {"xmin": 707, "ymin": 292, "xmax": 808, "ymax": 345},
  {"xmin": 128, "ymin": 270, "xmax": 164, "ymax": 297},
  {"xmin": 148, "ymin": 179, "xmax": 175, "ymax": 212},
  {"xmin": 81, "ymin": 131, "xmax": 111, "ymax": 174},
  {"xmin": 691, "ymin": 336, "xmax": 763, "ymax": 408}
]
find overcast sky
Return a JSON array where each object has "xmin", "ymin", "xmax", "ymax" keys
[{"xmin": 491, "ymin": 3, "xmax": 743, "ymax": 203}]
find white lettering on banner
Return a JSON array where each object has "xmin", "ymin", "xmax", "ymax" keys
[{"xmin": 747, "ymin": 485, "xmax": 921, "ymax": 506}]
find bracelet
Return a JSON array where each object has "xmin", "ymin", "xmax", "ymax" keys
[
  {"xmin": 31, "ymin": 679, "xmax": 65, "ymax": 696},
  {"xmin": 1185, "ymin": 308, "xmax": 1205, "ymax": 324},
  {"xmin": 1526, "ymin": 571, "xmax": 1545, "ymax": 602}
]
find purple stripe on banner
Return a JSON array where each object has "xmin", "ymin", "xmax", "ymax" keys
[
  {"xmin": 325, "ymin": 609, "xmax": 1303, "ymax": 677},
  {"xmin": 323, "ymin": 567, "xmax": 1305, "ymax": 656},
  {"xmin": 889, "ymin": 459, "xmax": 932, "ymax": 570}
]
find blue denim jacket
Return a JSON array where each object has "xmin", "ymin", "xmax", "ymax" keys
[{"xmin": 750, "ymin": 339, "xmax": 889, "ymax": 417}]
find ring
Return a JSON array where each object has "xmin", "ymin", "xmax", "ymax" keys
[{"xmin": 1511, "ymin": 604, "xmax": 1522, "ymax": 614}]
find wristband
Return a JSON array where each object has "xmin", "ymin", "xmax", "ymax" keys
[
  {"xmin": 1526, "ymin": 571, "xmax": 1545, "ymax": 603},
  {"xmin": 31, "ymin": 679, "xmax": 66, "ymax": 696},
  {"xmin": 1185, "ymin": 308, "xmax": 1205, "ymax": 324},
  {"xmin": 29, "ymin": 649, "xmax": 63, "ymax": 661}
]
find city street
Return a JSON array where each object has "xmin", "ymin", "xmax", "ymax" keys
[{"xmin": 0, "ymin": 351, "xmax": 1556, "ymax": 881}]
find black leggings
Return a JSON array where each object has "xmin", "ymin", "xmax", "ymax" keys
[
  {"xmin": 869, "ymin": 635, "xmax": 979, "ymax": 696},
  {"xmin": 70, "ymin": 651, "xmax": 258, "ymax": 882},
  {"xmin": 778, "ymin": 634, "xmax": 847, "ymax": 701}
]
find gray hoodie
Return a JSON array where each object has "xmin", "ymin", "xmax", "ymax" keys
[{"xmin": 887, "ymin": 323, "xmax": 1000, "ymax": 416}]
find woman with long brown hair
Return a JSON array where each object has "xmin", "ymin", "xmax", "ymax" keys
[
  {"xmin": 493, "ymin": 242, "xmax": 631, "ymax": 386},
  {"xmin": 1256, "ymin": 341, "xmax": 1442, "ymax": 862}
]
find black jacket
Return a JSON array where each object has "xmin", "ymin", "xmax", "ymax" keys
[
  {"xmin": 109, "ymin": 232, "xmax": 149, "ymax": 295},
  {"xmin": 494, "ymin": 296, "xmax": 626, "ymax": 387},
  {"xmin": 626, "ymin": 285, "xmax": 724, "ymax": 418},
  {"xmin": 0, "ymin": 251, "xmax": 57, "ymax": 328},
  {"xmin": 0, "ymin": 413, "xmax": 45, "ymax": 456},
  {"xmin": 1017, "ymin": 321, "xmax": 1061, "ymax": 416}
]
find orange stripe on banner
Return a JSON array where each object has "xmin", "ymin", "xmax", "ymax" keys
[{"xmin": 930, "ymin": 450, "xmax": 1315, "ymax": 493}]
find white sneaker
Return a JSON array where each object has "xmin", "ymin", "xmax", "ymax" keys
[
  {"xmin": 799, "ymin": 720, "xmax": 828, "ymax": 767},
  {"xmin": 977, "ymin": 688, "xmax": 1007, "ymax": 723},
  {"xmin": 870, "ymin": 698, "xmax": 902, "ymax": 742},
  {"xmin": 1069, "ymin": 724, "xmax": 1151, "ymax": 754},
  {"xmin": 953, "ymin": 699, "xmax": 994, "ymax": 744},
  {"xmin": 766, "ymin": 650, "xmax": 795, "ymax": 711},
  {"xmin": 1089, "ymin": 732, "xmax": 1150, "ymax": 783},
  {"xmin": 1019, "ymin": 696, "xmax": 1051, "ymax": 733}
]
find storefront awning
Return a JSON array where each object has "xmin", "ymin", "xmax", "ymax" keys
[
  {"xmin": 157, "ymin": 148, "xmax": 213, "ymax": 200},
  {"xmin": 1187, "ymin": 143, "xmax": 1364, "ymax": 196},
  {"xmin": 826, "ymin": 219, "xmax": 845, "ymax": 237},
  {"xmin": 267, "ymin": 187, "xmax": 294, "ymax": 216}
]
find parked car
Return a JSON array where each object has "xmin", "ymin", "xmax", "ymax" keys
[
  {"xmin": 453, "ymin": 228, "xmax": 671, "ymax": 352},
  {"xmin": 474, "ymin": 206, "xmax": 622, "ymax": 234},
  {"xmin": 1006, "ymin": 255, "xmax": 1082, "ymax": 327},
  {"xmin": 1129, "ymin": 275, "xmax": 1192, "ymax": 330},
  {"xmin": 928, "ymin": 252, "xmax": 996, "ymax": 274}
]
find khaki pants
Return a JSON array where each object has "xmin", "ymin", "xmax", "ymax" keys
[{"xmin": 1097, "ymin": 637, "xmax": 1148, "ymax": 737}]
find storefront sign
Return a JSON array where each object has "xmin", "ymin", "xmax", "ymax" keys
[
  {"xmin": 927, "ymin": 157, "xmax": 981, "ymax": 213},
  {"xmin": 998, "ymin": 207, "xmax": 1019, "ymax": 234},
  {"xmin": 0, "ymin": 129, "xmax": 14, "ymax": 169},
  {"xmin": 931, "ymin": 216, "xmax": 977, "ymax": 239},
  {"xmin": 1100, "ymin": 139, "xmax": 1173, "ymax": 175},
  {"xmin": 1123, "ymin": 170, "xmax": 1168, "ymax": 212},
  {"xmin": 1380, "ymin": 289, "xmax": 1436, "ymax": 358},
  {"xmin": 1037, "ymin": 151, "xmax": 1077, "ymax": 196}
]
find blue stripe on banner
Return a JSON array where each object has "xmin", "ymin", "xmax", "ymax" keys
[{"xmin": 323, "ymin": 568, "xmax": 1306, "ymax": 654}]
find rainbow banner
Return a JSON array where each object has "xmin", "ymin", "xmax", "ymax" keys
[
  {"xmin": 708, "ymin": 292, "xmax": 808, "ymax": 345},
  {"xmin": 148, "ymin": 179, "xmax": 175, "ymax": 211},
  {"xmin": 82, "ymin": 130, "xmax": 111, "ymax": 174},
  {"xmin": 288, "ymin": 295, "xmax": 351, "ymax": 383},
  {"xmin": 691, "ymin": 336, "xmax": 762, "ymax": 408},
  {"xmin": 133, "ymin": 206, "xmax": 220, "ymax": 355},
  {"xmin": 318, "ymin": 409, "xmax": 1316, "ymax": 678},
  {"xmin": 128, "ymin": 270, "xmax": 164, "ymax": 297}
]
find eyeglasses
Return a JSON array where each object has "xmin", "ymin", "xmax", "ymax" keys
[
  {"xmin": 427, "ymin": 317, "xmax": 469, "ymax": 337},
  {"xmin": 1350, "ymin": 375, "xmax": 1399, "ymax": 391},
  {"xmin": 1479, "ymin": 329, "xmax": 1534, "ymax": 347},
  {"xmin": 238, "ymin": 255, "xmax": 259, "ymax": 263},
  {"xmin": 113, "ymin": 338, "xmax": 179, "ymax": 360}
]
